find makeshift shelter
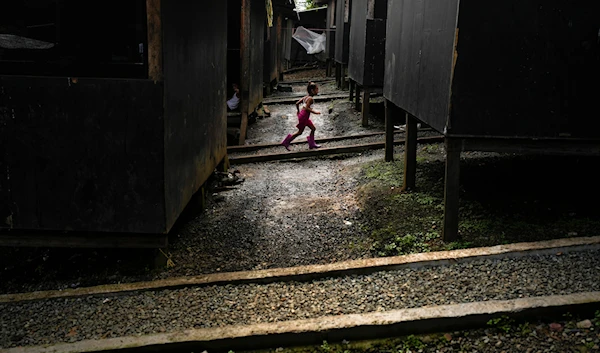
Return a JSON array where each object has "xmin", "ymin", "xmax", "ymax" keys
[
  {"xmin": 334, "ymin": 0, "xmax": 352, "ymax": 89},
  {"xmin": 383, "ymin": 0, "xmax": 600, "ymax": 241},
  {"xmin": 0, "ymin": 0, "xmax": 228, "ymax": 247},
  {"xmin": 348, "ymin": 0, "xmax": 387, "ymax": 126}
]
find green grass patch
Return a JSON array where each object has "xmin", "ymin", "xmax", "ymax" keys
[{"xmin": 354, "ymin": 151, "xmax": 600, "ymax": 257}]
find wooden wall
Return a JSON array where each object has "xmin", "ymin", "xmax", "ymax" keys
[
  {"xmin": 264, "ymin": 19, "xmax": 279, "ymax": 85},
  {"xmin": 385, "ymin": 0, "xmax": 600, "ymax": 139},
  {"xmin": 162, "ymin": 0, "xmax": 228, "ymax": 231},
  {"xmin": 449, "ymin": 0, "xmax": 600, "ymax": 138},
  {"xmin": 334, "ymin": 0, "xmax": 352, "ymax": 64},
  {"xmin": 383, "ymin": 0, "xmax": 459, "ymax": 133},
  {"xmin": 242, "ymin": 0, "xmax": 266, "ymax": 114},
  {"xmin": 325, "ymin": 0, "xmax": 337, "ymax": 60},
  {"xmin": 0, "ymin": 77, "xmax": 165, "ymax": 233}
]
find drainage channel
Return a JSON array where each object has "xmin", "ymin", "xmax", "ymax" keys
[{"xmin": 2, "ymin": 237, "xmax": 600, "ymax": 353}]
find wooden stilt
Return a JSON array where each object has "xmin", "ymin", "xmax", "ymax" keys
[
  {"xmin": 217, "ymin": 155, "xmax": 230, "ymax": 173},
  {"xmin": 341, "ymin": 64, "xmax": 348, "ymax": 90},
  {"xmin": 361, "ymin": 86, "xmax": 371, "ymax": 127},
  {"xmin": 238, "ymin": 111, "xmax": 248, "ymax": 145},
  {"xmin": 349, "ymin": 80, "xmax": 354, "ymax": 102},
  {"xmin": 443, "ymin": 138, "xmax": 462, "ymax": 242},
  {"xmin": 402, "ymin": 113, "xmax": 418, "ymax": 191},
  {"xmin": 335, "ymin": 63, "xmax": 342, "ymax": 88},
  {"xmin": 384, "ymin": 99, "xmax": 394, "ymax": 162},
  {"xmin": 355, "ymin": 84, "xmax": 361, "ymax": 111}
]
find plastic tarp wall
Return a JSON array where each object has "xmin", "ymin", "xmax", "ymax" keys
[{"xmin": 292, "ymin": 26, "xmax": 326, "ymax": 56}]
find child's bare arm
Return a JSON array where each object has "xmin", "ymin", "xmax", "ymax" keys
[
  {"xmin": 295, "ymin": 97, "xmax": 303, "ymax": 113},
  {"xmin": 305, "ymin": 98, "xmax": 321, "ymax": 114}
]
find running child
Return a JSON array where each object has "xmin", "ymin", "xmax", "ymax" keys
[{"xmin": 280, "ymin": 82, "xmax": 321, "ymax": 150}]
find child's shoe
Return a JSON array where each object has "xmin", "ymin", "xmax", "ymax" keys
[
  {"xmin": 307, "ymin": 135, "xmax": 321, "ymax": 149},
  {"xmin": 281, "ymin": 134, "xmax": 293, "ymax": 151}
]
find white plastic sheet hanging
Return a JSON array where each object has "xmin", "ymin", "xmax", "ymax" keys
[{"xmin": 292, "ymin": 26, "xmax": 326, "ymax": 55}]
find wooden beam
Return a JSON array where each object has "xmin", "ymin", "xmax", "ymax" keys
[
  {"xmin": 361, "ymin": 86, "xmax": 371, "ymax": 127},
  {"xmin": 402, "ymin": 113, "xmax": 418, "ymax": 191},
  {"xmin": 239, "ymin": 111, "xmax": 248, "ymax": 145},
  {"xmin": 349, "ymin": 79, "xmax": 354, "ymax": 102},
  {"xmin": 263, "ymin": 92, "xmax": 360, "ymax": 105},
  {"xmin": 228, "ymin": 130, "xmax": 410, "ymax": 153},
  {"xmin": 384, "ymin": 99, "xmax": 394, "ymax": 162},
  {"xmin": 229, "ymin": 136, "xmax": 444, "ymax": 164},
  {"xmin": 0, "ymin": 231, "xmax": 168, "ymax": 248},
  {"xmin": 443, "ymin": 138, "xmax": 462, "ymax": 242},
  {"xmin": 146, "ymin": 0, "xmax": 163, "ymax": 81},
  {"xmin": 239, "ymin": 0, "xmax": 251, "ymax": 145},
  {"xmin": 454, "ymin": 136, "xmax": 600, "ymax": 156},
  {"xmin": 355, "ymin": 84, "xmax": 361, "ymax": 111}
]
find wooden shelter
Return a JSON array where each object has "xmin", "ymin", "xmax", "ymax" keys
[
  {"xmin": 264, "ymin": 0, "xmax": 296, "ymax": 94},
  {"xmin": 0, "ymin": 0, "xmax": 228, "ymax": 247},
  {"xmin": 228, "ymin": 0, "xmax": 265, "ymax": 145},
  {"xmin": 334, "ymin": 0, "xmax": 352, "ymax": 89},
  {"xmin": 321, "ymin": 0, "xmax": 337, "ymax": 76},
  {"xmin": 383, "ymin": 0, "xmax": 600, "ymax": 241},
  {"xmin": 347, "ymin": 0, "xmax": 387, "ymax": 126}
]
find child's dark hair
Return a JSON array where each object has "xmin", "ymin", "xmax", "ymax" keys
[{"xmin": 307, "ymin": 81, "xmax": 318, "ymax": 95}]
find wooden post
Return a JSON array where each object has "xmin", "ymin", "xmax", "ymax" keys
[
  {"xmin": 335, "ymin": 63, "xmax": 342, "ymax": 88},
  {"xmin": 443, "ymin": 138, "xmax": 461, "ymax": 242},
  {"xmin": 361, "ymin": 86, "xmax": 371, "ymax": 126},
  {"xmin": 402, "ymin": 113, "xmax": 418, "ymax": 191},
  {"xmin": 146, "ymin": 0, "xmax": 163, "ymax": 81},
  {"xmin": 384, "ymin": 99, "xmax": 394, "ymax": 162},
  {"xmin": 349, "ymin": 80, "xmax": 354, "ymax": 102},
  {"xmin": 239, "ymin": 0, "xmax": 250, "ymax": 145},
  {"xmin": 355, "ymin": 84, "xmax": 361, "ymax": 111},
  {"xmin": 341, "ymin": 64, "xmax": 348, "ymax": 90}
]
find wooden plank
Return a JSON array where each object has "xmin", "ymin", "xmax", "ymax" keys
[
  {"xmin": 280, "ymin": 78, "xmax": 335, "ymax": 85},
  {"xmin": 262, "ymin": 92, "xmax": 380, "ymax": 105},
  {"xmin": 228, "ymin": 130, "xmax": 411, "ymax": 153},
  {"xmin": 457, "ymin": 137, "xmax": 600, "ymax": 156},
  {"xmin": 229, "ymin": 136, "xmax": 444, "ymax": 164},
  {"xmin": 384, "ymin": 99, "xmax": 394, "ymax": 162},
  {"xmin": 146, "ymin": 0, "xmax": 163, "ymax": 81},
  {"xmin": 361, "ymin": 86, "xmax": 371, "ymax": 126},
  {"xmin": 442, "ymin": 138, "xmax": 461, "ymax": 242},
  {"xmin": 0, "ymin": 231, "xmax": 168, "ymax": 248},
  {"xmin": 402, "ymin": 112, "xmax": 418, "ymax": 191}
]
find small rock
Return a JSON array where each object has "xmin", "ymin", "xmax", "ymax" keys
[
  {"xmin": 444, "ymin": 333, "xmax": 452, "ymax": 341},
  {"xmin": 549, "ymin": 323, "xmax": 563, "ymax": 332},
  {"xmin": 495, "ymin": 341, "xmax": 502, "ymax": 347},
  {"xmin": 577, "ymin": 320, "xmax": 593, "ymax": 329}
]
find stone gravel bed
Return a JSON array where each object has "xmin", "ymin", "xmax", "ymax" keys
[{"xmin": 2, "ymin": 249, "xmax": 600, "ymax": 349}]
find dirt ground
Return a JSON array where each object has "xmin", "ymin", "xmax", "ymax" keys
[{"xmin": 1, "ymin": 68, "xmax": 599, "ymax": 295}]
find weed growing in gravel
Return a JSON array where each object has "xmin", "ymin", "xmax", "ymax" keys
[
  {"xmin": 487, "ymin": 315, "xmax": 515, "ymax": 333},
  {"xmin": 517, "ymin": 322, "xmax": 533, "ymax": 336}
]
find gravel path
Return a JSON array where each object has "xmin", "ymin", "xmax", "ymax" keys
[{"xmin": 2, "ymin": 249, "xmax": 599, "ymax": 349}]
